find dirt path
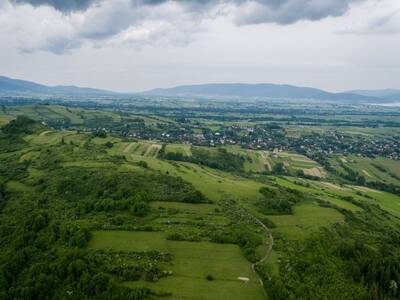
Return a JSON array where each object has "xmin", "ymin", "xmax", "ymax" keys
[
  {"xmin": 222, "ymin": 200, "xmax": 273, "ymax": 297},
  {"xmin": 246, "ymin": 210, "xmax": 273, "ymax": 298},
  {"xmin": 39, "ymin": 130, "xmax": 52, "ymax": 136}
]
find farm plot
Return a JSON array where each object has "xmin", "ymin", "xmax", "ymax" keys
[
  {"xmin": 165, "ymin": 144, "xmax": 192, "ymax": 157},
  {"xmin": 224, "ymin": 146, "xmax": 271, "ymax": 173},
  {"xmin": 23, "ymin": 130, "xmax": 75, "ymax": 145},
  {"xmin": 89, "ymin": 231, "xmax": 265, "ymax": 300},
  {"xmin": 331, "ymin": 155, "xmax": 400, "ymax": 186},
  {"xmin": 270, "ymin": 151, "xmax": 325, "ymax": 177},
  {"xmin": 110, "ymin": 141, "xmax": 163, "ymax": 158}
]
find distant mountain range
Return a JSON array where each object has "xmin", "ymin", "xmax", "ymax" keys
[
  {"xmin": 144, "ymin": 83, "xmax": 396, "ymax": 102},
  {"xmin": 0, "ymin": 75, "xmax": 115, "ymax": 96},
  {"xmin": 346, "ymin": 89, "xmax": 400, "ymax": 101},
  {"xmin": 1, "ymin": 75, "xmax": 399, "ymax": 103}
]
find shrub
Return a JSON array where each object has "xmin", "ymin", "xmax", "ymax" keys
[{"xmin": 206, "ymin": 275, "xmax": 214, "ymax": 281}]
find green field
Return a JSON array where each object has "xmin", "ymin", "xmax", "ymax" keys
[
  {"xmin": 89, "ymin": 231, "xmax": 265, "ymax": 300},
  {"xmin": 268, "ymin": 203, "xmax": 344, "ymax": 240}
]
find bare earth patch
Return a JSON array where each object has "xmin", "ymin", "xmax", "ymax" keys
[
  {"xmin": 123, "ymin": 142, "xmax": 136, "ymax": 153},
  {"xmin": 362, "ymin": 170, "xmax": 372, "ymax": 177},
  {"xmin": 303, "ymin": 167, "xmax": 326, "ymax": 178},
  {"xmin": 350, "ymin": 185, "xmax": 383, "ymax": 194}
]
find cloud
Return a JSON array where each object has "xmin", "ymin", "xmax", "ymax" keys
[
  {"xmin": 0, "ymin": 0, "xmax": 378, "ymax": 54},
  {"xmin": 229, "ymin": 0, "xmax": 358, "ymax": 25},
  {"xmin": 12, "ymin": 0, "xmax": 100, "ymax": 11},
  {"xmin": 337, "ymin": 0, "xmax": 400, "ymax": 35}
]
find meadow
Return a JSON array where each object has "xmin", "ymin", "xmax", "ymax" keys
[{"xmin": 89, "ymin": 231, "xmax": 265, "ymax": 300}]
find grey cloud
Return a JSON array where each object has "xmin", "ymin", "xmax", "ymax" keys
[
  {"xmin": 12, "ymin": 0, "xmax": 100, "ymax": 11},
  {"xmin": 5, "ymin": 0, "xmax": 366, "ymax": 54},
  {"xmin": 10, "ymin": 0, "xmax": 360, "ymax": 22},
  {"xmin": 231, "ymin": 0, "xmax": 358, "ymax": 25}
]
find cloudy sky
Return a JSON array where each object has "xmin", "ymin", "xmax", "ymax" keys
[{"xmin": 0, "ymin": 0, "xmax": 400, "ymax": 92}]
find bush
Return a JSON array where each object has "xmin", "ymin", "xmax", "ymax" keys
[{"xmin": 60, "ymin": 224, "xmax": 91, "ymax": 248}]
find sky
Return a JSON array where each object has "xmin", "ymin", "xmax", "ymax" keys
[{"xmin": 0, "ymin": 0, "xmax": 400, "ymax": 92}]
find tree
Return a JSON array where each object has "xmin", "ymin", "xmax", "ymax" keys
[
  {"xmin": 272, "ymin": 162, "xmax": 285, "ymax": 174},
  {"xmin": 2, "ymin": 116, "xmax": 36, "ymax": 134}
]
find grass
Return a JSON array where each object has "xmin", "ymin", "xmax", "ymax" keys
[
  {"xmin": 0, "ymin": 116, "xmax": 13, "ymax": 125},
  {"xmin": 89, "ymin": 231, "xmax": 265, "ymax": 300},
  {"xmin": 165, "ymin": 144, "xmax": 192, "ymax": 156},
  {"xmin": 268, "ymin": 203, "xmax": 344, "ymax": 240},
  {"xmin": 360, "ymin": 190, "xmax": 400, "ymax": 217}
]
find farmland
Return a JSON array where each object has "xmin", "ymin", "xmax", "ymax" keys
[{"xmin": 0, "ymin": 101, "xmax": 400, "ymax": 300}]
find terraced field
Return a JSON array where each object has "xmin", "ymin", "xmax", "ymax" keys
[{"xmin": 330, "ymin": 155, "xmax": 400, "ymax": 185}]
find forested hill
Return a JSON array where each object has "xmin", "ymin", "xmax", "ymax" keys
[
  {"xmin": 0, "ymin": 75, "xmax": 115, "ymax": 96},
  {"xmin": 145, "ymin": 83, "xmax": 379, "ymax": 102}
]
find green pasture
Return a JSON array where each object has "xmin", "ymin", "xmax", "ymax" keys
[
  {"xmin": 89, "ymin": 231, "xmax": 265, "ymax": 300},
  {"xmin": 268, "ymin": 203, "xmax": 344, "ymax": 240}
]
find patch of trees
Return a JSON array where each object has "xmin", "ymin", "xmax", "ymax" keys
[
  {"xmin": 40, "ymin": 168, "xmax": 208, "ymax": 209},
  {"xmin": 92, "ymin": 129, "xmax": 108, "ymax": 138},
  {"xmin": 0, "ymin": 155, "xmax": 29, "ymax": 181},
  {"xmin": 60, "ymin": 223, "xmax": 91, "ymax": 248},
  {"xmin": 271, "ymin": 162, "xmax": 286, "ymax": 175},
  {"xmin": 166, "ymin": 232, "xmax": 201, "ymax": 242},
  {"xmin": 367, "ymin": 181, "xmax": 400, "ymax": 196},
  {"xmin": 257, "ymin": 186, "xmax": 308, "ymax": 215},
  {"xmin": 0, "ymin": 183, "xmax": 5, "ymax": 210},
  {"xmin": 1, "ymin": 115, "xmax": 36, "ymax": 134},
  {"xmin": 209, "ymin": 227, "xmax": 262, "ymax": 262},
  {"xmin": 0, "ymin": 167, "xmax": 174, "ymax": 299},
  {"xmin": 0, "ymin": 134, "xmax": 27, "ymax": 153}
]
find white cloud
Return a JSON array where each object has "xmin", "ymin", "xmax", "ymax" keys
[
  {"xmin": 0, "ymin": 0, "xmax": 206, "ymax": 53},
  {"xmin": 338, "ymin": 0, "xmax": 400, "ymax": 34}
]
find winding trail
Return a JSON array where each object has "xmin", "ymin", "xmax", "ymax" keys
[
  {"xmin": 250, "ymin": 214, "xmax": 274, "ymax": 282},
  {"xmin": 222, "ymin": 200, "xmax": 273, "ymax": 296}
]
